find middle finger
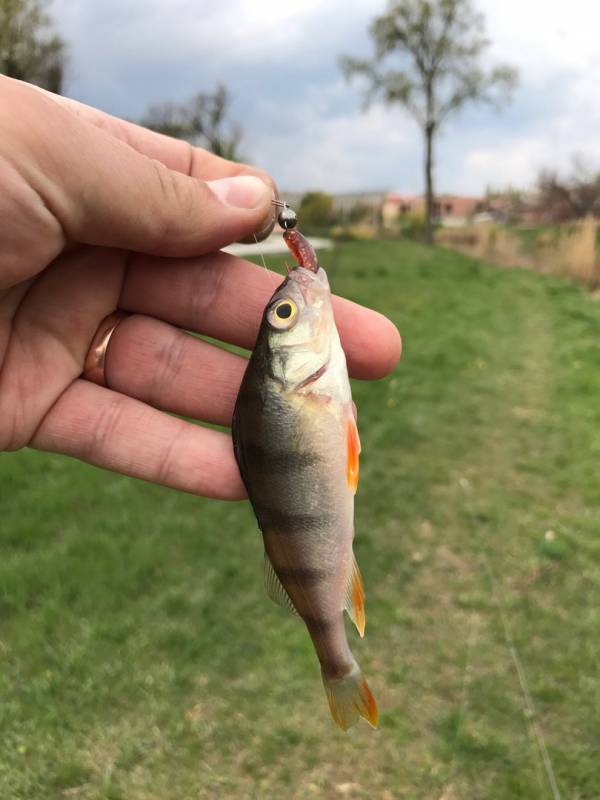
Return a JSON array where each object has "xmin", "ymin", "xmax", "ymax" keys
[{"xmin": 105, "ymin": 314, "xmax": 247, "ymax": 426}]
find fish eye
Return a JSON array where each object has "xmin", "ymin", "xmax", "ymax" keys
[
  {"xmin": 276, "ymin": 302, "xmax": 293, "ymax": 319},
  {"xmin": 269, "ymin": 298, "xmax": 298, "ymax": 330}
]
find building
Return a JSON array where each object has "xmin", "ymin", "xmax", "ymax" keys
[
  {"xmin": 382, "ymin": 193, "xmax": 485, "ymax": 227},
  {"xmin": 280, "ymin": 190, "xmax": 486, "ymax": 227},
  {"xmin": 279, "ymin": 190, "xmax": 386, "ymax": 226}
]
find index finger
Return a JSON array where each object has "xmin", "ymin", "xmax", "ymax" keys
[{"xmin": 120, "ymin": 251, "xmax": 401, "ymax": 381}]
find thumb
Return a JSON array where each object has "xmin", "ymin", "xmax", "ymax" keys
[{"xmin": 9, "ymin": 80, "xmax": 275, "ymax": 257}]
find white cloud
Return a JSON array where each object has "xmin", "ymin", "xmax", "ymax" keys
[
  {"xmin": 256, "ymin": 101, "xmax": 419, "ymax": 192},
  {"xmin": 49, "ymin": 0, "xmax": 600, "ymax": 195},
  {"xmin": 464, "ymin": 138, "xmax": 557, "ymax": 190},
  {"xmin": 482, "ymin": 0, "xmax": 600, "ymax": 76}
]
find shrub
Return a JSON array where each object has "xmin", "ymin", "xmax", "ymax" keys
[
  {"xmin": 298, "ymin": 191, "xmax": 335, "ymax": 230},
  {"xmin": 399, "ymin": 210, "xmax": 428, "ymax": 241}
]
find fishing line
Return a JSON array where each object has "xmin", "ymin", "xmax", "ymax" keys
[
  {"xmin": 438, "ymin": 612, "xmax": 478, "ymax": 800},
  {"xmin": 252, "ymin": 232, "xmax": 269, "ymax": 272},
  {"xmin": 454, "ymin": 484, "xmax": 561, "ymax": 797},
  {"xmin": 483, "ymin": 556, "xmax": 562, "ymax": 800},
  {"xmin": 253, "ymin": 200, "xmax": 299, "ymax": 272}
]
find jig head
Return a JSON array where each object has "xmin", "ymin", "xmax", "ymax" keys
[{"xmin": 272, "ymin": 199, "xmax": 298, "ymax": 230}]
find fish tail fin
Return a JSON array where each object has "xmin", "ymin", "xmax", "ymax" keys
[{"xmin": 322, "ymin": 664, "xmax": 378, "ymax": 731}]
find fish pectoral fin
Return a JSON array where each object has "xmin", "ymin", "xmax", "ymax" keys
[
  {"xmin": 231, "ymin": 404, "xmax": 249, "ymax": 488},
  {"xmin": 344, "ymin": 555, "xmax": 366, "ymax": 637},
  {"xmin": 264, "ymin": 552, "xmax": 298, "ymax": 616},
  {"xmin": 346, "ymin": 413, "xmax": 361, "ymax": 494}
]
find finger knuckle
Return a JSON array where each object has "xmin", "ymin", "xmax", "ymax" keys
[
  {"xmin": 148, "ymin": 159, "xmax": 196, "ymax": 252},
  {"xmin": 189, "ymin": 252, "xmax": 228, "ymax": 324},
  {"xmin": 84, "ymin": 393, "xmax": 125, "ymax": 462},
  {"xmin": 151, "ymin": 328, "xmax": 188, "ymax": 406},
  {"xmin": 155, "ymin": 424, "xmax": 185, "ymax": 487}
]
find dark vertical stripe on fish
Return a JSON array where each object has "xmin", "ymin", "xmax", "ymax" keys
[
  {"xmin": 254, "ymin": 505, "xmax": 332, "ymax": 534},
  {"xmin": 274, "ymin": 567, "xmax": 334, "ymax": 585},
  {"xmin": 242, "ymin": 442, "xmax": 320, "ymax": 473},
  {"xmin": 302, "ymin": 614, "xmax": 337, "ymax": 631}
]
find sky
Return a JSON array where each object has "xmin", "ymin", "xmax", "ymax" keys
[{"xmin": 50, "ymin": 0, "xmax": 600, "ymax": 196}]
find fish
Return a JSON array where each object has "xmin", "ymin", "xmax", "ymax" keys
[{"xmin": 232, "ymin": 228, "xmax": 378, "ymax": 730}]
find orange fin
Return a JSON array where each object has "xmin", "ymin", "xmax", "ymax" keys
[
  {"xmin": 322, "ymin": 665, "xmax": 378, "ymax": 731},
  {"xmin": 344, "ymin": 555, "xmax": 366, "ymax": 637},
  {"xmin": 346, "ymin": 413, "xmax": 361, "ymax": 494}
]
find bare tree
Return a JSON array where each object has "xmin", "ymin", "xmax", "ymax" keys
[
  {"xmin": 484, "ymin": 186, "xmax": 528, "ymax": 225},
  {"xmin": 341, "ymin": 0, "xmax": 517, "ymax": 243},
  {"xmin": 536, "ymin": 159, "xmax": 600, "ymax": 222},
  {"xmin": 568, "ymin": 157, "xmax": 600, "ymax": 219},
  {"xmin": 141, "ymin": 84, "xmax": 243, "ymax": 161},
  {"xmin": 536, "ymin": 170, "xmax": 576, "ymax": 223},
  {"xmin": 0, "ymin": 0, "xmax": 66, "ymax": 93}
]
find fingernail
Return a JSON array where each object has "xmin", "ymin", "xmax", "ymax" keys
[{"xmin": 207, "ymin": 176, "xmax": 271, "ymax": 209}]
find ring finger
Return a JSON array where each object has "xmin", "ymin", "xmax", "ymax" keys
[{"xmin": 104, "ymin": 313, "xmax": 247, "ymax": 426}]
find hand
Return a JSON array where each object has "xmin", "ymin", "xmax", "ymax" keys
[{"xmin": 0, "ymin": 76, "xmax": 401, "ymax": 500}]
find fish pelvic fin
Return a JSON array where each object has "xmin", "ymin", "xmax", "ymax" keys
[
  {"xmin": 344, "ymin": 555, "xmax": 365, "ymax": 637},
  {"xmin": 346, "ymin": 413, "xmax": 361, "ymax": 494},
  {"xmin": 322, "ymin": 664, "xmax": 378, "ymax": 731}
]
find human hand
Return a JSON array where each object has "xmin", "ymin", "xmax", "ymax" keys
[{"xmin": 0, "ymin": 76, "xmax": 401, "ymax": 499}]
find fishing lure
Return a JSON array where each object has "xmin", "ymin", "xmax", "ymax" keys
[{"xmin": 232, "ymin": 203, "xmax": 377, "ymax": 730}]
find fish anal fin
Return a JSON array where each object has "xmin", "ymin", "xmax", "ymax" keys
[
  {"xmin": 346, "ymin": 414, "xmax": 361, "ymax": 494},
  {"xmin": 264, "ymin": 552, "xmax": 298, "ymax": 616},
  {"xmin": 344, "ymin": 555, "xmax": 365, "ymax": 637}
]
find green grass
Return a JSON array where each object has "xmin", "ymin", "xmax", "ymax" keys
[{"xmin": 1, "ymin": 239, "xmax": 599, "ymax": 799}]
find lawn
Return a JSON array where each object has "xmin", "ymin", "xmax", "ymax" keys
[{"xmin": 1, "ymin": 239, "xmax": 599, "ymax": 799}]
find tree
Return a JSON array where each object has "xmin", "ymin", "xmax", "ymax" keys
[
  {"xmin": 341, "ymin": 0, "xmax": 517, "ymax": 243},
  {"xmin": 298, "ymin": 191, "xmax": 335, "ymax": 230},
  {"xmin": 535, "ymin": 170, "xmax": 574, "ymax": 223},
  {"xmin": 536, "ymin": 160, "xmax": 600, "ymax": 223},
  {"xmin": 141, "ymin": 84, "xmax": 243, "ymax": 161},
  {"xmin": 484, "ymin": 186, "xmax": 528, "ymax": 225},
  {"xmin": 0, "ymin": 0, "xmax": 66, "ymax": 93}
]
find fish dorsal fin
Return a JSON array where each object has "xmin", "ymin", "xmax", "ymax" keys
[
  {"xmin": 347, "ymin": 413, "xmax": 361, "ymax": 494},
  {"xmin": 344, "ymin": 555, "xmax": 365, "ymax": 637},
  {"xmin": 264, "ymin": 553, "xmax": 298, "ymax": 615}
]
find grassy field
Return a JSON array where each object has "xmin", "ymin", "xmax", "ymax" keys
[{"xmin": 1, "ymin": 239, "xmax": 599, "ymax": 799}]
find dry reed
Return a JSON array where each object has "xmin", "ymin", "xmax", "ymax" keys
[{"xmin": 437, "ymin": 218, "xmax": 600, "ymax": 289}]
